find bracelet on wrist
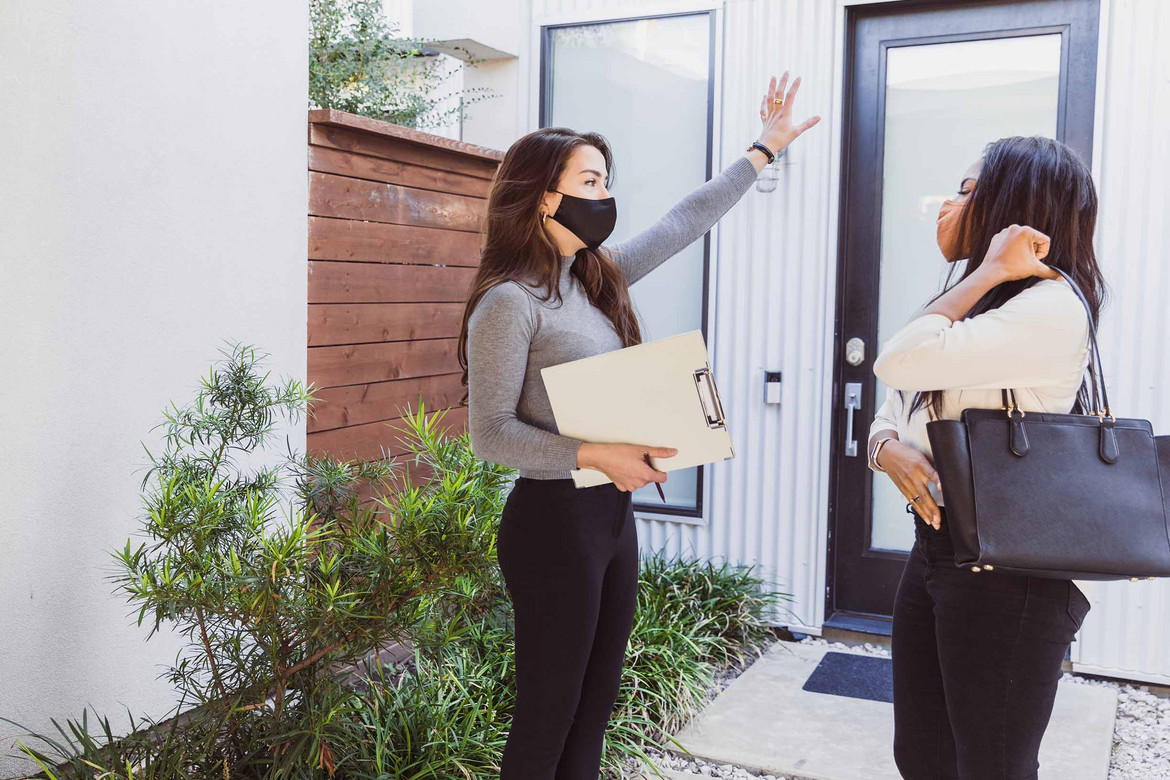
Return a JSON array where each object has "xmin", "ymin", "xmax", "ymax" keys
[
  {"xmin": 869, "ymin": 437, "xmax": 891, "ymax": 473},
  {"xmin": 747, "ymin": 140, "xmax": 775, "ymax": 165}
]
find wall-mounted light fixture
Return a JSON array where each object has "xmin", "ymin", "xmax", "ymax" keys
[{"xmin": 754, "ymin": 146, "xmax": 787, "ymax": 193}]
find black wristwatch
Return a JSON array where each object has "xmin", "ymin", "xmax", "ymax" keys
[{"xmin": 747, "ymin": 140, "xmax": 775, "ymax": 165}]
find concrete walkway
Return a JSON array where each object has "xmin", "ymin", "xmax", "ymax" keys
[{"xmin": 647, "ymin": 640, "xmax": 1116, "ymax": 780}]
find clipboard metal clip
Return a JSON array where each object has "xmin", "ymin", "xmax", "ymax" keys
[{"xmin": 693, "ymin": 367, "xmax": 727, "ymax": 429}]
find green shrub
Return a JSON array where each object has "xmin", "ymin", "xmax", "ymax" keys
[
  {"xmin": 1, "ymin": 341, "xmax": 789, "ymax": 780},
  {"xmin": 309, "ymin": 0, "xmax": 495, "ymax": 130},
  {"xmin": 2, "ymin": 341, "xmax": 498, "ymax": 779},
  {"xmin": 341, "ymin": 624, "xmax": 513, "ymax": 778}
]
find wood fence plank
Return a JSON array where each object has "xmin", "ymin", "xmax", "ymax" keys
[
  {"xmin": 308, "ymin": 260, "xmax": 475, "ymax": 304},
  {"xmin": 308, "ymin": 216, "xmax": 481, "ymax": 267},
  {"xmin": 307, "ymin": 373, "xmax": 466, "ymax": 433},
  {"xmin": 307, "ymin": 405, "xmax": 469, "ymax": 463},
  {"xmin": 309, "ymin": 171, "xmax": 486, "ymax": 232},
  {"xmin": 308, "ymin": 108, "xmax": 504, "ymax": 164},
  {"xmin": 310, "ymin": 123, "xmax": 499, "ymax": 180},
  {"xmin": 308, "ymin": 302, "xmax": 465, "ymax": 346},
  {"xmin": 309, "ymin": 145, "xmax": 492, "ymax": 198},
  {"xmin": 308, "ymin": 338, "xmax": 460, "ymax": 388}
]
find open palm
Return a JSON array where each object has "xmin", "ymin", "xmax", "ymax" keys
[{"xmin": 758, "ymin": 72, "xmax": 821, "ymax": 154}]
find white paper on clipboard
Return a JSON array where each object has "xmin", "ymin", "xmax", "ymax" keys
[{"xmin": 540, "ymin": 329, "xmax": 735, "ymax": 488}]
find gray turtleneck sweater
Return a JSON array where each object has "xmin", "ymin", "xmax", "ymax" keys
[{"xmin": 466, "ymin": 154, "xmax": 759, "ymax": 480}]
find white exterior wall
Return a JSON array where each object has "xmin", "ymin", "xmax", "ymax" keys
[
  {"xmin": 0, "ymin": 1, "xmax": 309, "ymax": 774},
  {"xmin": 1071, "ymin": 0, "xmax": 1170, "ymax": 685},
  {"xmin": 694, "ymin": 0, "xmax": 839, "ymax": 634}
]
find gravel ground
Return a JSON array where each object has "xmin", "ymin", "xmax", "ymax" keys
[
  {"xmin": 1063, "ymin": 672, "xmax": 1170, "ymax": 778},
  {"xmin": 625, "ymin": 634, "xmax": 1170, "ymax": 779}
]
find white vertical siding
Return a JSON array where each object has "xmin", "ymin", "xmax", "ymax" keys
[
  {"xmin": 677, "ymin": 0, "xmax": 840, "ymax": 632},
  {"xmin": 530, "ymin": 0, "xmax": 840, "ymax": 632},
  {"xmin": 685, "ymin": 0, "xmax": 840, "ymax": 632},
  {"xmin": 1071, "ymin": 0, "xmax": 1170, "ymax": 685}
]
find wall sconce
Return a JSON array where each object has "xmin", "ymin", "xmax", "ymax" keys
[{"xmin": 755, "ymin": 147, "xmax": 787, "ymax": 193}]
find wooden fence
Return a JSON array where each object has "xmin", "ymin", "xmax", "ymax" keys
[{"xmin": 306, "ymin": 109, "xmax": 503, "ymax": 500}]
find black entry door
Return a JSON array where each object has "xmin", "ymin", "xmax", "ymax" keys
[{"xmin": 826, "ymin": 0, "xmax": 1100, "ymax": 633}]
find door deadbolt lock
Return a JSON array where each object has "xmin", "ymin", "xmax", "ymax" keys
[{"xmin": 845, "ymin": 337, "xmax": 866, "ymax": 367}]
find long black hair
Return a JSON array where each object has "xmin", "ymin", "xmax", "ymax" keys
[{"xmin": 903, "ymin": 135, "xmax": 1107, "ymax": 420}]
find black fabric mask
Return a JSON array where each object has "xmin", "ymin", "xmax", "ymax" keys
[{"xmin": 549, "ymin": 191, "xmax": 617, "ymax": 250}]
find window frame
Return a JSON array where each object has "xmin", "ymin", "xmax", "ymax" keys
[{"xmin": 538, "ymin": 9, "xmax": 718, "ymax": 521}]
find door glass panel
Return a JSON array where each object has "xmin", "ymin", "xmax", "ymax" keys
[
  {"xmin": 545, "ymin": 14, "xmax": 712, "ymax": 511},
  {"xmin": 871, "ymin": 34, "xmax": 1062, "ymax": 551}
]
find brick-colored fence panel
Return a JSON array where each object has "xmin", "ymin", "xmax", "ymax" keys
[{"xmin": 306, "ymin": 109, "xmax": 503, "ymax": 500}]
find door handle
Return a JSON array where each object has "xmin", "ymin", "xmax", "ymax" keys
[{"xmin": 844, "ymin": 382, "xmax": 862, "ymax": 457}]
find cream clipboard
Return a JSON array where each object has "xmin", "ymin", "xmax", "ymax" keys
[{"xmin": 540, "ymin": 329, "xmax": 735, "ymax": 488}]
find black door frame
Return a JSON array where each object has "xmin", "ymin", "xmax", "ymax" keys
[{"xmin": 826, "ymin": 0, "xmax": 1101, "ymax": 634}]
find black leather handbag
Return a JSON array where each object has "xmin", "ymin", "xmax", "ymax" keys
[{"xmin": 925, "ymin": 268, "xmax": 1170, "ymax": 581}]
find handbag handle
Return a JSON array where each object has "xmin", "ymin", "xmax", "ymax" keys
[{"xmin": 1002, "ymin": 267, "xmax": 1110, "ymax": 419}]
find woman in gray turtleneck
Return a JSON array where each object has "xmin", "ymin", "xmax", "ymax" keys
[{"xmin": 456, "ymin": 73, "xmax": 819, "ymax": 779}]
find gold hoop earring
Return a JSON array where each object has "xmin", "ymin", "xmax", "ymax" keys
[{"xmin": 542, "ymin": 213, "xmax": 547, "ymax": 225}]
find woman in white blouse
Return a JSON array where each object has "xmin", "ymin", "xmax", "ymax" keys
[{"xmin": 866, "ymin": 136, "xmax": 1106, "ymax": 780}]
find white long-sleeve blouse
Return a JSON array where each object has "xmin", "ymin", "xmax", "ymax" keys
[{"xmin": 868, "ymin": 277, "xmax": 1093, "ymax": 507}]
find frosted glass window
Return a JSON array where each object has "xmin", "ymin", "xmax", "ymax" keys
[
  {"xmin": 545, "ymin": 13, "xmax": 712, "ymax": 512},
  {"xmin": 871, "ymin": 34, "xmax": 1062, "ymax": 551}
]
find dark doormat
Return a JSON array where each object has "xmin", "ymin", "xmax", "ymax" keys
[{"xmin": 801, "ymin": 651, "xmax": 894, "ymax": 703}]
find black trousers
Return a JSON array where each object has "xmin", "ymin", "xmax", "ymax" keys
[
  {"xmin": 495, "ymin": 476, "xmax": 639, "ymax": 780},
  {"xmin": 892, "ymin": 505, "xmax": 1093, "ymax": 779}
]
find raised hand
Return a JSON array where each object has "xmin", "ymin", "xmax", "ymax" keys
[{"xmin": 757, "ymin": 71, "xmax": 821, "ymax": 156}]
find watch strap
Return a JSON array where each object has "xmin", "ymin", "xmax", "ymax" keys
[{"xmin": 748, "ymin": 140, "xmax": 775, "ymax": 165}]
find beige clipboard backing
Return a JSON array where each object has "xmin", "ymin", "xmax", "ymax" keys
[{"xmin": 540, "ymin": 329, "xmax": 734, "ymax": 488}]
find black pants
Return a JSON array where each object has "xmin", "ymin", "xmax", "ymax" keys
[
  {"xmin": 892, "ymin": 505, "xmax": 1093, "ymax": 779},
  {"xmin": 495, "ymin": 476, "xmax": 639, "ymax": 780}
]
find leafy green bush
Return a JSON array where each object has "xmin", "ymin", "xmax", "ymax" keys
[
  {"xmin": 309, "ymin": 0, "xmax": 495, "ymax": 130},
  {"xmin": 340, "ymin": 625, "xmax": 513, "ymax": 778},
  {"xmin": 1, "ymin": 341, "xmax": 788, "ymax": 780},
  {"xmin": 2, "ymin": 341, "xmax": 496, "ymax": 779}
]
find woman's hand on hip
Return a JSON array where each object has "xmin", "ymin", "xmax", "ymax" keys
[
  {"xmin": 982, "ymin": 224, "xmax": 1059, "ymax": 282},
  {"xmin": 876, "ymin": 440, "xmax": 943, "ymax": 529},
  {"xmin": 577, "ymin": 443, "xmax": 676, "ymax": 493},
  {"xmin": 757, "ymin": 72, "xmax": 821, "ymax": 157}
]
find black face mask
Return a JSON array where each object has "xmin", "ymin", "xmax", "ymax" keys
[{"xmin": 548, "ymin": 190, "xmax": 617, "ymax": 250}]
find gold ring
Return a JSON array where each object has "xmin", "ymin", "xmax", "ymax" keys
[
  {"xmin": 911, "ymin": 494, "xmax": 921, "ymax": 502},
  {"xmin": 773, "ymin": 98, "xmax": 784, "ymax": 106}
]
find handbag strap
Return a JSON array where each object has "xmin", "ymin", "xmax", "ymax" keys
[{"xmin": 1002, "ymin": 267, "xmax": 1109, "ymax": 418}]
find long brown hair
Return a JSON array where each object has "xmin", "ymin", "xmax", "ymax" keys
[
  {"xmin": 457, "ymin": 127, "xmax": 643, "ymax": 405},
  {"xmin": 904, "ymin": 135, "xmax": 1107, "ymax": 420}
]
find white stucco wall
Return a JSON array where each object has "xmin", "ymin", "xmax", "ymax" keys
[{"xmin": 0, "ymin": 2, "xmax": 308, "ymax": 774}]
